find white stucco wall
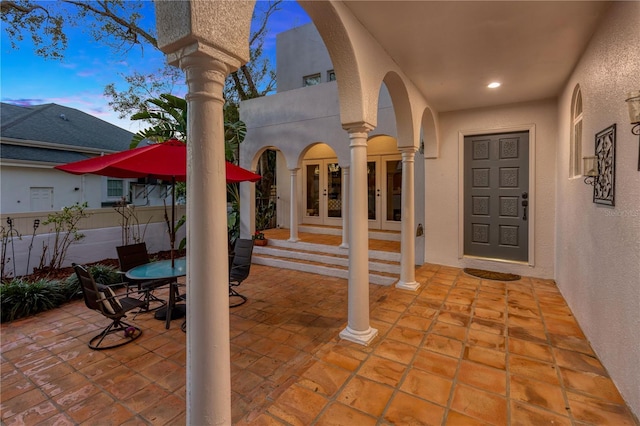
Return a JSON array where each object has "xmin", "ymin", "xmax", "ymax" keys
[
  {"xmin": 426, "ymin": 99, "xmax": 557, "ymax": 279},
  {"xmin": 1, "ymin": 166, "xmax": 103, "ymax": 213},
  {"xmin": 276, "ymin": 23, "xmax": 334, "ymax": 93},
  {"xmin": 555, "ymin": 2, "xmax": 640, "ymax": 416},
  {"xmin": 1, "ymin": 165, "xmax": 172, "ymax": 215}
]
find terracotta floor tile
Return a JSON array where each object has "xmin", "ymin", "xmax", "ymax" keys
[
  {"xmin": 508, "ymin": 325, "xmax": 548, "ymax": 344},
  {"xmin": 53, "ymin": 382, "xmax": 100, "ymax": 409},
  {"xmin": 125, "ymin": 383, "xmax": 171, "ymax": 414},
  {"xmin": 457, "ymin": 360, "xmax": 506, "ymax": 395},
  {"xmin": 509, "ymin": 374, "xmax": 567, "ymax": 414},
  {"xmin": 268, "ymin": 384, "xmax": 328, "ymax": 425},
  {"xmin": 0, "ymin": 258, "xmax": 635, "ymax": 425},
  {"xmin": 466, "ymin": 328, "xmax": 506, "ymax": 351},
  {"xmin": 473, "ymin": 307, "xmax": 506, "ymax": 323},
  {"xmin": 553, "ymin": 347, "xmax": 607, "ymax": 376},
  {"xmin": 4, "ymin": 400, "xmax": 58, "ymax": 426},
  {"xmin": 138, "ymin": 393, "xmax": 185, "ymax": 425},
  {"xmin": 437, "ymin": 311, "xmax": 470, "ymax": 327},
  {"xmin": 384, "ymin": 392, "xmax": 446, "ymax": 425},
  {"xmin": 445, "ymin": 410, "xmax": 492, "ymax": 426},
  {"xmin": 386, "ymin": 326, "xmax": 425, "ymax": 346},
  {"xmin": 423, "ymin": 334, "xmax": 463, "ymax": 358},
  {"xmin": 549, "ymin": 333, "xmax": 595, "ymax": 356},
  {"xmin": 337, "ymin": 376, "xmax": 393, "ymax": 417},
  {"xmin": 412, "ymin": 349, "xmax": 459, "ymax": 379},
  {"xmin": 396, "ymin": 314, "xmax": 432, "ymax": 331},
  {"xmin": 66, "ymin": 392, "xmax": 115, "ymax": 423},
  {"xmin": 0, "ymin": 374, "xmax": 35, "ymax": 401},
  {"xmin": 431, "ymin": 321, "xmax": 467, "ymax": 341},
  {"xmin": 298, "ymin": 361, "xmax": 351, "ymax": 397},
  {"xmin": 315, "ymin": 402, "xmax": 377, "ymax": 426},
  {"xmin": 374, "ymin": 340, "xmax": 417, "ymax": 365},
  {"xmin": 81, "ymin": 402, "xmax": 135, "ymax": 425},
  {"xmin": 400, "ymin": 368, "xmax": 452, "ymax": 406},
  {"xmin": 1, "ymin": 387, "xmax": 47, "ymax": 420},
  {"xmin": 508, "ymin": 338, "xmax": 553, "ymax": 362},
  {"xmin": 560, "ymin": 367, "xmax": 625, "ymax": 404},
  {"xmin": 567, "ymin": 390, "xmax": 637, "ymax": 425},
  {"xmin": 470, "ymin": 318, "xmax": 504, "ymax": 336},
  {"xmin": 357, "ymin": 355, "xmax": 406, "ymax": 387},
  {"xmin": 510, "ymin": 400, "xmax": 572, "ymax": 426},
  {"xmin": 450, "ymin": 383, "xmax": 507, "ymax": 424},
  {"xmin": 463, "ymin": 345, "xmax": 506, "ymax": 370},
  {"xmin": 509, "ymin": 354, "xmax": 559, "ymax": 385}
]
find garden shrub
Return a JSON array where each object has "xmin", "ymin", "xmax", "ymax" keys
[
  {"xmin": 0, "ymin": 264, "xmax": 122, "ymax": 323},
  {"xmin": 1, "ymin": 279, "xmax": 64, "ymax": 322}
]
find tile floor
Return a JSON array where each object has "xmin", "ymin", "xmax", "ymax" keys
[{"xmin": 1, "ymin": 235, "xmax": 638, "ymax": 425}]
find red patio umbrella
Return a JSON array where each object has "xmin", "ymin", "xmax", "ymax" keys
[{"xmin": 55, "ymin": 139, "xmax": 261, "ymax": 264}]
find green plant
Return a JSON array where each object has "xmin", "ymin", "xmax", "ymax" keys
[
  {"xmin": 0, "ymin": 278, "xmax": 64, "ymax": 322},
  {"xmin": 113, "ymin": 200, "xmax": 150, "ymax": 245},
  {"xmin": 63, "ymin": 264, "xmax": 122, "ymax": 297},
  {"xmin": 39, "ymin": 203, "xmax": 91, "ymax": 270}
]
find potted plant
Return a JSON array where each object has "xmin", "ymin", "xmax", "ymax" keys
[{"xmin": 253, "ymin": 230, "xmax": 268, "ymax": 246}]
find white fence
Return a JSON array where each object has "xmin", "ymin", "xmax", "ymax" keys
[{"xmin": 1, "ymin": 206, "xmax": 186, "ymax": 278}]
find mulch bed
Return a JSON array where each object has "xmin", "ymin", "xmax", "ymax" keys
[{"xmin": 23, "ymin": 250, "xmax": 181, "ymax": 282}]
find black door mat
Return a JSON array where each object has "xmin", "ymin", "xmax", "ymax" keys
[{"xmin": 463, "ymin": 268, "xmax": 521, "ymax": 281}]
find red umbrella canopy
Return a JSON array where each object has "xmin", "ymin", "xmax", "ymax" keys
[{"xmin": 55, "ymin": 139, "xmax": 261, "ymax": 183}]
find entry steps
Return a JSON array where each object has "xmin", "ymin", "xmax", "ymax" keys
[
  {"xmin": 252, "ymin": 238, "xmax": 401, "ymax": 286},
  {"xmin": 298, "ymin": 225, "xmax": 401, "ymax": 242}
]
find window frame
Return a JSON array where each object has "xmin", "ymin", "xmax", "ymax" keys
[
  {"xmin": 570, "ymin": 85, "xmax": 583, "ymax": 178},
  {"xmin": 303, "ymin": 73, "xmax": 321, "ymax": 87}
]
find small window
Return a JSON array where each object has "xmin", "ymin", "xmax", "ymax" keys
[
  {"xmin": 570, "ymin": 85, "xmax": 583, "ymax": 177},
  {"xmin": 327, "ymin": 70, "xmax": 336, "ymax": 82},
  {"xmin": 303, "ymin": 73, "xmax": 321, "ymax": 87},
  {"xmin": 107, "ymin": 179, "xmax": 124, "ymax": 197}
]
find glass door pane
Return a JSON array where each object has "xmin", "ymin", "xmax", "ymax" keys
[
  {"xmin": 327, "ymin": 163, "xmax": 342, "ymax": 218},
  {"xmin": 367, "ymin": 161, "xmax": 377, "ymax": 220},
  {"xmin": 305, "ymin": 164, "xmax": 320, "ymax": 217},
  {"xmin": 386, "ymin": 159, "xmax": 402, "ymax": 221}
]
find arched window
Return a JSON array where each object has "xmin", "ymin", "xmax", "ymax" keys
[{"xmin": 570, "ymin": 85, "xmax": 583, "ymax": 177}]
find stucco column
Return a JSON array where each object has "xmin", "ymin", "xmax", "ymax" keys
[
  {"xmin": 181, "ymin": 54, "xmax": 231, "ymax": 424},
  {"xmin": 288, "ymin": 168, "xmax": 300, "ymax": 242},
  {"xmin": 339, "ymin": 165, "xmax": 350, "ymax": 249},
  {"xmin": 339, "ymin": 127, "xmax": 378, "ymax": 345},
  {"xmin": 396, "ymin": 148, "xmax": 420, "ymax": 291}
]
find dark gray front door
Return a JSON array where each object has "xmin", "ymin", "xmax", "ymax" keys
[{"xmin": 464, "ymin": 132, "xmax": 529, "ymax": 262}]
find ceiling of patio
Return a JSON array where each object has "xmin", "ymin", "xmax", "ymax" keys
[{"xmin": 343, "ymin": 1, "xmax": 611, "ymax": 112}]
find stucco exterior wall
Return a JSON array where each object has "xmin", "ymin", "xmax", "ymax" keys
[
  {"xmin": 426, "ymin": 99, "xmax": 557, "ymax": 279},
  {"xmin": 555, "ymin": 2, "xmax": 640, "ymax": 415},
  {"xmin": 1, "ymin": 166, "xmax": 103, "ymax": 213},
  {"xmin": 276, "ymin": 24, "xmax": 334, "ymax": 93}
]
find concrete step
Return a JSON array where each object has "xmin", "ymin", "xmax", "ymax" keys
[
  {"xmin": 252, "ymin": 239, "xmax": 399, "ymax": 286},
  {"xmin": 298, "ymin": 225, "xmax": 401, "ymax": 242}
]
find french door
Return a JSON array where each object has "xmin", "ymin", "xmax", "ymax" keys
[
  {"xmin": 302, "ymin": 155, "xmax": 402, "ymax": 230},
  {"xmin": 302, "ymin": 160, "xmax": 343, "ymax": 226},
  {"xmin": 367, "ymin": 155, "xmax": 402, "ymax": 231}
]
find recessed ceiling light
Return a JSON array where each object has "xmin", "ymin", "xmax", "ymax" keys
[{"xmin": 488, "ymin": 82, "xmax": 501, "ymax": 89}]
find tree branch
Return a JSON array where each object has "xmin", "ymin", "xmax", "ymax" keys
[{"xmin": 63, "ymin": 0, "xmax": 158, "ymax": 47}]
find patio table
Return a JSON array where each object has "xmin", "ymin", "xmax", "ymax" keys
[{"xmin": 125, "ymin": 257, "xmax": 186, "ymax": 329}]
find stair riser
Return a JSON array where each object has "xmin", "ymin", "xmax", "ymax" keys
[
  {"xmin": 252, "ymin": 257, "xmax": 396, "ymax": 286},
  {"xmin": 255, "ymin": 248, "xmax": 399, "ymax": 274}
]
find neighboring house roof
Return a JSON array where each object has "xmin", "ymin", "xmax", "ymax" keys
[{"xmin": 0, "ymin": 102, "xmax": 134, "ymax": 164}]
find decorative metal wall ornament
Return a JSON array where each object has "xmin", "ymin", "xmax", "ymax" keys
[{"xmin": 593, "ymin": 124, "xmax": 616, "ymax": 206}]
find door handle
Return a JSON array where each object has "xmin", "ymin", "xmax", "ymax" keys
[
  {"xmin": 521, "ymin": 192, "xmax": 528, "ymax": 221},
  {"xmin": 376, "ymin": 189, "xmax": 381, "ymax": 197},
  {"xmin": 323, "ymin": 189, "xmax": 327, "ymax": 196}
]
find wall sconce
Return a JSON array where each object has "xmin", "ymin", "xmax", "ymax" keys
[
  {"xmin": 625, "ymin": 90, "xmax": 640, "ymax": 135},
  {"xmin": 582, "ymin": 155, "xmax": 598, "ymax": 185}
]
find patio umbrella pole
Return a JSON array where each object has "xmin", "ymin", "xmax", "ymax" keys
[{"xmin": 171, "ymin": 176, "xmax": 176, "ymax": 268}]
